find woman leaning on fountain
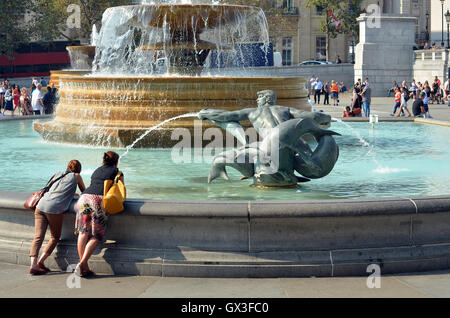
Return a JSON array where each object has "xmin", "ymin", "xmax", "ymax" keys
[
  {"xmin": 29, "ymin": 160, "xmax": 86, "ymax": 275},
  {"xmin": 74, "ymin": 151, "xmax": 124, "ymax": 277}
]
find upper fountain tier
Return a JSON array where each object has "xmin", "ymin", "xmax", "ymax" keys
[{"xmin": 92, "ymin": 3, "xmax": 270, "ymax": 75}]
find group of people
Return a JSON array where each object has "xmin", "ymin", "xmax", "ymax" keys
[
  {"xmin": 29, "ymin": 151, "xmax": 125, "ymax": 277},
  {"xmin": 388, "ymin": 77, "xmax": 448, "ymax": 104},
  {"xmin": 388, "ymin": 78, "xmax": 441, "ymax": 118},
  {"xmin": 309, "ymin": 75, "xmax": 348, "ymax": 107},
  {"xmin": 342, "ymin": 77, "xmax": 372, "ymax": 118},
  {"xmin": 416, "ymin": 42, "xmax": 446, "ymax": 50},
  {"xmin": 0, "ymin": 77, "xmax": 57, "ymax": 117}
]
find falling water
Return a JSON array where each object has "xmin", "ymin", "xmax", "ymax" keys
[
  {"xmin": 91, "ymin": 24, "xmax": 99, "ymax": 46},
  {"xmin": 92, "ymin": 3, "xmax": 270, "ymax": 75},
  {"xmin": 121, "ymin": 113, "xmax": 199, "ymax": 158},
  {"xmin": 333, "ymin": 118, "xmax": 410, "ymax": 174}
]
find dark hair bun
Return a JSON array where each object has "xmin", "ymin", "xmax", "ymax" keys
[{"xmin": 103, "ymin": 151, "xmax": 119, "ymax": 166}]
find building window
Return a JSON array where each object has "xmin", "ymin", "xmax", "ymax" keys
[
  {"xmin": 283, "ymin": 0, "xmax": 294, "ymax": 10},
  {"xmin": 316, "ymin": 36, "xmax": 326, "ymax": 61},
  {"xmin": 282, "ymin": 37, "xmax": 292, "ymax": 66},
  {"xmin": 316, "ymin": 5, "xmax": 325, "ymax": 15}
]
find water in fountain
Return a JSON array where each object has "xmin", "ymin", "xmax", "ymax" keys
[
  {"xmin": 333, "ymin": 118, "xmax": 410, "ymax": 175},
  {"xmin": 121, "ymin": 112, "xmax": 199, "ymax": 158}
]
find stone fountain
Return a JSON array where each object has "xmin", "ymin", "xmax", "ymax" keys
[{"xmin": 34, "ymin": 2, "xmax": 309, "ymax": 148}]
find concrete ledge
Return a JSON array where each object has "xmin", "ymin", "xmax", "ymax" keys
[
  {"xmin": 339, "ymin": 117, "xmax": 414, "ymax": 122},
  {"xmin": 1, "ymin": 191, "xmax": 450, "ymax": 277},
  {"xmin": 0, "ymin": 115, "xmax": 52, "ymax": 121},
  {"xmin": 414, "ymin": 118, "xmax": 450, "ymax": 127}
]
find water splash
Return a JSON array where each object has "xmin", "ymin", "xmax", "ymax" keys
[
  {"xmin": 91, "ymin": 24, "xmax": 99, "ymax": 46},
  {"xmin": 92, "ymin": 3, "xmax": 270, "ymax": 75},
  {"xmin": 121, "ymin": 113, "xmax": 199, "ymax": 158},
  {"xmin": 333, "ymin": 118, "xmax": 410, "ymax": 175}
]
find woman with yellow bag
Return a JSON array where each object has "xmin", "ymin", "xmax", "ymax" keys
[{"xmin": 74, "ymin": 151, "xmax": 125, "ymax": 277}]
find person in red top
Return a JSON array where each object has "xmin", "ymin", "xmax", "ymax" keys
[
  {"xmin": 342, "ymin": 106, "xmax": 354, "ymax": 117},
  {"xmin": 392, "ymin": 87, "xmax": 402, "ymax": 116},
  {"xmin": 12, "ymin": 85, "xmax": 20, "ymax": 116}
]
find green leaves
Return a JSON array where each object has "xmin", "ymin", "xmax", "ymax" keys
[
  {"xmin": 306, "ymin": 0, "xmax": 363, "ymax": 37},
  {"xmin": 0, "ymin": 0, "xmax": 130, "ymax": 59}
]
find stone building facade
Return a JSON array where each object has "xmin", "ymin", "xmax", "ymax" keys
[{"xmin": 264, "ymin": 0, "xmax": 431, "ymax": 65}]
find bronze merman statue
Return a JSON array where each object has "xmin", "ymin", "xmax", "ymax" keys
[{"xmin": 198, "ymin": 90, "xmax": 340, "ymax": 187}]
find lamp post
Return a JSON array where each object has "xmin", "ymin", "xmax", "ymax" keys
[
  {"xmin": 441, "ymin": 0, "xmax": 445, "ymax": 45},
  {"xmin": 446, "ymin": 10, "xmax": 450, "ymax": 48},
  {"xmin": 425, "ymin": 11, "xmax": 430, "ymax": 41}
]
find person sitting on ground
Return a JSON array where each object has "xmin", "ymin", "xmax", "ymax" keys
[
  {"xmin": 387, "ymin": 80, "xmax": 399, "ymax": 97},
  {"xmin": 395, "ymin": 87, "xmax": 412, "ymax": 117},
  {"xmin": 339, "ymin": 81, "xmax": 347, "ymax": 93},
  {"xmin": 342, "ymin": 106, "xmax": 354, "ymax": 118},
  {"xmin": 29, "ymin": 160, "xmax": 86, "ymax": 275},
  {"xmin": 412, "ymin": 92, "xmax": 426, "ymax": 117}
]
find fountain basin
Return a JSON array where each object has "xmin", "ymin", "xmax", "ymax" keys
[
  {"xmin": 2, "ymin": 120, "xmax": 450, "ymax": 277},
  {"xmin": 1, "ymin": 192, "xmax": 450, "ymax": 277},
  {"xmin": 66, "ymin": 46, "xmax": 96, "ymax": 70},
  {"xmin": 36, "ymin": 71, "xmax": 309, "ymax": 147}
]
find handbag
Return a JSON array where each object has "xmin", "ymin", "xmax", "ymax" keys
[
  {"xmin": 24, "ymin": 172, "xmax": 70, "ymax": 211},
  {"xmin": 103, "ymin": 171, "xmax": 126, "ymax": 215}
]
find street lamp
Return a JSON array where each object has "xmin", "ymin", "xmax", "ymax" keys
[
  {"xmin": 441, "ymin": 0, "xmax": 445, "ymax": 45},
  {"xmin": 426, "ymin": 11, "xmax": 430, "ymax": 41},
  {"xmin": 446, "ymin": 10, "xmax": 450, "ymax": 48}
]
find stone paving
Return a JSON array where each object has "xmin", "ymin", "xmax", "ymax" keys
[
  {"xmin": 313, "ymin": 94, "xmax": 450, "ymax": 123},
  {"xmin": 4, "ymin": 262, "xmax": 450, "ymax": 298}
]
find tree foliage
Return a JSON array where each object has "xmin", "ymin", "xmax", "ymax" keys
[
  {"xmin": 0, "ymin": 0, "xmax": 130, "ymax": 58},
  {"xmin": 305, "ymin": 0, "xmax": 363, "ymax": 38},
  {"xmin": 0, "ymin": 1, "xmax": 33, "ymax": 58},
  {"xmin": 33, "ymin": 0, "xmax": 130, "ymax": 42},
  {"xmin": 305, "ymin": 0, "xmax": 363, "ymax": 60}
]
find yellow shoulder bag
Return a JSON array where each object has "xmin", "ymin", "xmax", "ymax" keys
[{"xmin": 103, "ymin": 171, "xmax": 126, "ymax": 215}]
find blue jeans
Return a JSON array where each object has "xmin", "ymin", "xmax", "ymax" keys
[{"xmin": 363, "ymin": 101, "xmax": 370, "ymax": 117}]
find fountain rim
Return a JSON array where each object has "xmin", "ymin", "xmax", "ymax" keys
[
  {"xmin": 111, "ymin": 3, "xmax": 263, "ymax": 11},
  {"xmin": 55, "ymin": 73, "xmax": 308, "ymax": 82}
]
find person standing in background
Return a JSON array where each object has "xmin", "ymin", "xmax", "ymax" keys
[
  {"xmin": 314, "ymin": 77, "xmax": 323, "ymax": 104},
  {"xmin": 330, "ymin": 80, "xmax": 339, "ymax": 106},
  {"xmin": 323, "ymin": 81, "xmax": 330, "ymax": 105},
  {"xmin": 361, "ymin": 84, "xmax": 372, "ymax": 118},
  {"xmin": 31, "ymin": 84, "xmax": 45, "ymax": 115},
  {"xmin": 12, "ymin": 85, "xmax": 20, "ymax": 116}
]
